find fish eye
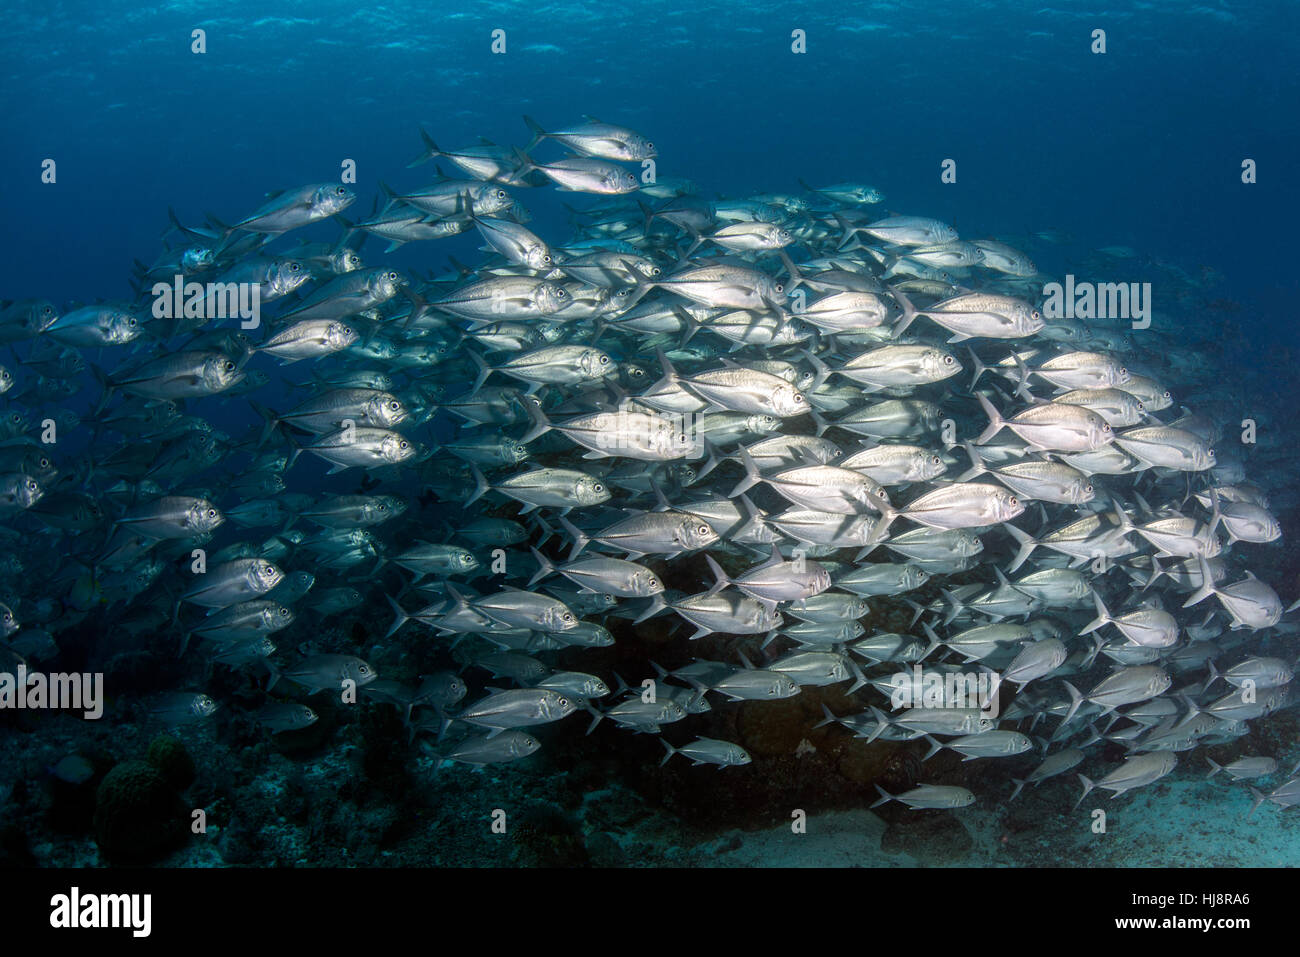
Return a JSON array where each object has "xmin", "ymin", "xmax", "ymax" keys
[
  {"xmin": 26, "ymin": 480, "xmax": 37, "ymax": 491},
  {"xmin": 943, "ymin": 355, "xmax": 955, "ymax": 364},
  {"xmin": 775, "ymin": 283, "xmax": 785, "ymax": 294},
  {"xmin": 207, "ymin": 509, "xmax": 217, "ymax": 517},
  {"xmin": 794, "ymin": 394, "xmax": 804, "ymax": 403},
  {"xmin": 39, "ymin": 458, "xmax": 50, "ymax": 468},
  {"xmin": 289, "ymin": 262, "xmax": 300, "ymax": 271},
  {"xmin": 556, "ymin": 289, "xmax": 568, "ymax": 298},
  {"xmin": 224, "ymin": 360, "xmax": 235, "ymax": 371},
  {"xmin": 335, "ymin": 186, "xmax": 347, "ymax": 195},
  {"xmin": 699, "ymin": 524, "xmax": 710, "ymax": 534},
  {"xmin": 1085, "ymin": 484, "xmax": 1094, "ymax": 494},
  {"xmin": 386, "ymin": 271, "xmax": 398, "ymax": 281},
  {"xmin": 496, "ymin": 190, "xmax": 507, "ymax": 199},
  {"xmin": 542, "ymin": 255, "xmax": 552, "ymax": 264},
  {"xmin": 1102, "ymin": 423, "xmax": 1112, "ymax": 432},
  {"xmin": 128, "ymin": 317, "xmax": 137, "ymax": 326},
  {"xmin": 562, "ymin": 613, "xmax": 574, "ymax": 622},
  {"xmin": 1031, "ymin": 310, "xmax": 1041, "ymax": 320},
  {"xmin": 592, "ymin": 483, "xmax": 604, "ymax": 492},
  {"xmin": 647, "ymin": 143, "xmax": 654, "ymax": 151},
  {"xmin": 1009, "ymin": 496, "xmax": 1019, "ymax": 507},
  {"xmin": 599, "ymin": 355, "xmax": 609, "ymax": 364},
  {"xmin": 932, "ymin": 456, "xmax": 942, "ymax": 465},
  {"xmin": 280, "ymin": 608, "xmax": 291, "ymax": 617},
  {"xmin": 389, "ymin": 400, "xmax": 400, "ymax": 409}
]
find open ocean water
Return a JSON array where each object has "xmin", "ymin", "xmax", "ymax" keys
[{"xmin": 1, "ymin": 0, "xmax": 1299, "ymax": 891}]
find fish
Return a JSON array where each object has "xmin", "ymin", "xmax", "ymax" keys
[
  {"xmin": 1075, "ymin": 753, "xmax": 1178, "ymax": 806},
  {"xmin": 524, "ymin": 115, "xmax": 657, "ymax": 162},
  {"xmin": 48, "ymin": 755, "xmax": 97, "ymax": 785},
  {"xmin": 659, "ymin": 736, "xmax": 751, "ymax": 767},
  {"xmin": 255, "ymin": 702, "xmax": 319, "ymax": 734},
  {"xmin": 0, "ymin": 110, "xmax": 1291, "ymax": 866},
  {"xmin": 871, "ymin": 783, "xmax": 976, "ymax": 810}
]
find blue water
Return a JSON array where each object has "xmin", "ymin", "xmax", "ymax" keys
[
  {"xmin": 4, "ymin": 1, "xmax": 1298, "ymax": 351},
  {"xmin": 3, "ymin": 1, "xmax": 1299, "ymax": 868}
]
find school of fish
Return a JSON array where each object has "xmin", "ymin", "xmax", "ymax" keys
[{"xmin": 2, "ymin": 114, "xmax": 1298, "ymax": 820}]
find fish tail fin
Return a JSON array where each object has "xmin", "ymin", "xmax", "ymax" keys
[
  {"xmin": 1012, "ymin": 351, "xmax": 1034, "ymax": 401},
  {"xmin": 813, "ymin": 704, "xmax": 839, "ymax": 730},
  {"xmin": 407, "ymin": 128, "xmax": 441, "ymax": 167},
  {"xmin": 863, "ymin": 489, "xmax": 898, "ymax": 538},
  {"xmin": 1182, "ymin": 556, "xmax": 1218, "ymax": 608},
  {"xmin": 729, "ymin": 447, "xmax": 762, "ymax": 499},
  {"xmin": 1060, "ymin": 680, "xmax": 1083, "ymax": 728},
  {"xmin": 248, "ymin": 398, "xmax": 281, "ymax": 448},
  {"xmin": 694, "ymin": 436, "xmax": 723, "ymax": 480},
  {"xmin": 975, "ymin": 392, "xmax": 1007, "ymax": 445},
  {"xmin": 703, "ymin": 554, "xmax": 730, "ymax": 598},
  {"xmin": 465, "ymin": 463, "xmax": 490, "ymax": 507},
  {"xmin": 888, "ymin": 284, "xmax": 918, "ymax": 339},
  {"xmin": 527, "ymin": 546, "xmax": 555, "ymax": 587},
  {"xmin": 967, "ymin": 347, "xmax": 989, "ymax": 390},
  {"xmin": 383, "ymin": 594, "xmax": 411, "ymax": 640},
  {"xmin": 1074, "ymin": 773, "xmax": 1095, "ymax": 810},
  {"xmin": 1206, "ymin": 485, "xmax": 1223, "ymax": 540},
  {"xmin": 467, "ymin": 348, "xmax": 491, "ymax": 395},
  {"xmin": 922, "ymin": 734, "xmax": 943, "ymax": 762},
  {"xmin": 777, "ymin": 249, "xmax": 805, "ymax": 293},
  {"xmin": 556, "ymin": 514, "xmax": 589, "ymax": 560},
  {"xmin": 919, "ymin": 621, "xmax": 943, "ymax": 662},
  {"xmin": 1142, "ymin": 553, "xmax": 1165, "ymax": 592},
  {"xmin": 632, "ymin": 595, "xmax": 667, "ymax": 626},
  {"xmin": 1080, "ymin": 592, "xmax": 1110, "ymax": 635},
  {"xmin": 866, "ymin": 705, "xmax": 891, "ymax": 744},
  {"xmin": 522, "ymin": 115, "xmax": 547, "ymax": 151},
  {"xmin": 282, "ymin": 429, "xmax": 305, "ymax": 472},
  {"xmin": 800, "ymin": 347, "xmax": 832, "ymax": 395},
  {"xmin": 659, "ymin": 738, "xmax": 676, "ymax": 767},
  {"xmin": 517, "ymin": 397, "xmax": 551, "ymax": 445},
  {"xmin": 845, "ymin": 656, "xmax": 868, "ymax": 694},
  {"xmin": 584, "ymin": 703, "xmax": 604, "ymax": 736},
  {"xmin": 731, "ymin": 492, "xmax": 766, "ymax": 542}
]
